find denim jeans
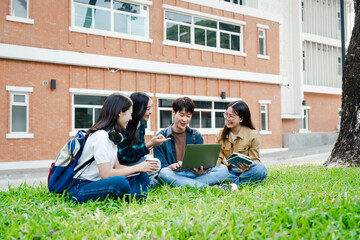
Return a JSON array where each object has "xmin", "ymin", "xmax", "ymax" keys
[
  {"xmin": 158, "ymin": 164, "xmax": 230, "ymax": 188},
  {"xmin": 67, "ymin": 173, "xmax": 150, "ymax": 204},
  {"xmin": 226, "ymin": 163, "xmax": 268, "ymax": 185}
]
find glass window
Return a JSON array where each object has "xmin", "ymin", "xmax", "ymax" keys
[
  {"xmin": 164, "ymin": 11, "xmax": 243, "ymax": 53},
  {"xmin": 166, "ymin": 22, "xmax": 179, "ymax": 41},
  {"xmin": 75, "ymin": 0, "xmax": 111, "ymax": 8},
  {"xmin": 165, "ymin": 12, "xmax": 191, "ymax": 24},
  {"xmin": 260, "ymin": 104, "xmax": 268, "ymax": 131},
  {"xmin": 113, "ymin": 1, "xmax": 140, "ymax": 13},
  {"xmin": 219, "ymin": 23, "xmax": 240, "ymax": 33},
  {"xmin": 10, "ymin": 93, "xmax": 29, "ymax": 133},
  {"xmin": 94, "ymin": 9, "xmax": 111, "ymax": 31},
  {"xmin": 338, "ymin": 57, "xmax": 342, "ymax": 75},
  {"xmin": 74, "ymin": 5, "xmax": 93, "ymax": 28},
  {"xmin": 73, "ymin": 0, "xmax": 149, "ymax": 38},
  {"xmin": 300, "ymin": 109, "xmax": 309, "ymax": 130},
  {"xmin": 11, "ymin": 0, "xmax": 28, "ymax": 18},
  {"xmin": 194, "ymin": 18, "xmax": 217, "ymax": 29},
  {"xmin": 158, "ymin": 99, "xmax": 230, "ymax": 130},
  {"xmin": 73, "ymin": 95, "xmax": 107, "ymax": 130},
  {"xmin": 258, "ymin": 29, "xmax": 266, "ymax": 55}
]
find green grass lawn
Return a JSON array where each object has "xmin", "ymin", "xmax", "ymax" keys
[{"xmin": 1, "ymin": 164, "xmax": 360, "ymax": 239}]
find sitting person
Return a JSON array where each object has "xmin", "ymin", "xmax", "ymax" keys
[
  {"xmin": 215, "ymin": 100, "xmax": 268, "ymax": 185},
  {"xmin": 66, "ymin": 93, "xmax": 158, "ymax": 204},
  {"xmin": 117, "ymin": 92, "xmax": 170, "ymax": 182},
  {"xmin": 154, "ymin": 97, "xmax": 230, "ymax": 188}
]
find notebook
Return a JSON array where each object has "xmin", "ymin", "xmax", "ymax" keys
[{"xmin": 181, "ymin": 144, "xmax": 222, "ymax": 169}]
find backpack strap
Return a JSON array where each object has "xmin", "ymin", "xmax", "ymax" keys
[{"xmin": 74, "ymin": 157, "xmax": 95, "ymax": 173}]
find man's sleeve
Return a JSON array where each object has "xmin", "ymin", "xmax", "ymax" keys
[
  {"xmin": 153, "ymin": 144, "xmax": 169, "ymax": 168},
  {"xmin": 195, "ymin": 131, "xmax": 204, "ymax": 144}
]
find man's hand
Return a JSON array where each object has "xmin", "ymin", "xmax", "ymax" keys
[
  {"xmin": 190, "ymin": 166, "xmax": 210, "ymax": 176},
  {"xmin": 168, "ymin": 161, "xmax": 182, "ymax": 170},
  {"xmin": 237, "ymin": 162, "xmax": 250, "ymax": 172}
]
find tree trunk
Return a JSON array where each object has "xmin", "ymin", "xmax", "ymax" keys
[{"xmin": 324, "ymin": 0, "xmax": 360, "ymax": 167}]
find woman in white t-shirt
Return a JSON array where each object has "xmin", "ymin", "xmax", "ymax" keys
[{"xmin": 67, "ymin": 93, "xmax": 158, "ymax": 204}]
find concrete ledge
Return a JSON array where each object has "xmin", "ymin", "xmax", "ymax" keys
[{"xmin": 282, "ymin": 132, "xmax": 339, "ymax": 150}]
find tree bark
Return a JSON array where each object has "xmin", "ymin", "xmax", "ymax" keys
[{"xmin": 324, "ymin": 0, "xmax": 360, "ymax": 167}]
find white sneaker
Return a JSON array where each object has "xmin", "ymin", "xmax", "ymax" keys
[{"xmin": 219, "ymin": 183, "xmax": 238, "ymax": 192}]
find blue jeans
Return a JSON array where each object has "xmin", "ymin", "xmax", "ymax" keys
[
  {"xmin": 67, "ymin": 173, "xmax": 150, "ymax": 204},
  {"xmin": 227, "ymin": 163, "xmax": 267, "ymax": 185},
  {"xmin": 158, "ymin": 164, "xmax": 230, "ymax": 188}
]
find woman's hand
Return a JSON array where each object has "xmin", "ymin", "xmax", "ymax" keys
[
  {"xmin": 237, "ymin": 162, "xmax": 250, "ymax": 172},
  {"xmin": 147, "ymin": 135, "xmax": 171, "ymax": 149},
  {"xmin": 168, "ymin": 161, "xmax": 182, "ymax": 170},
  {"xmin": 138, "ymin": 160, "xmax": 159, "ymax": 173}
]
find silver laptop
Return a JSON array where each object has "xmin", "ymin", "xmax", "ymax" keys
[{"xmin": 181, "ymin": 144, "xmax": 222, "ymax": 169}]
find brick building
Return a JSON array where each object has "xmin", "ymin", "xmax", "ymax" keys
[{"xmin": 2, "ymin": 0, "xmax": 327, "ymax": 162}]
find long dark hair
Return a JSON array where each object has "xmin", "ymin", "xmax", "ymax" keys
[
  {"xmin": 126, "ymin": 92, "xmax": 150, "ymax": 146},
  {"xmin": 220, "ymin": 100, "xmax": 255, "ymax": 142},
  {"xmin": 87, "ymin": 93, "xmax": 132, "ymax": 135}
]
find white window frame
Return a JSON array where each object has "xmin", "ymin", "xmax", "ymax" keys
[
  {"xmin": 299, "ymin": 106, "xmax": 311, "ymax": 133},
  {"xmin": 157, "ymin": 94, "xmax": 239, "ymax": 135},
  {"xmin": 69, "ymin": 0, "xmax": 152, "ymax": 43},
  {"xmin": 163, "ymin": 5, "xmax": 246, "ymax": 57},
  {"xmin": 259, "ymin": 100, "xmax": 272, "ymax": 135},
  {"xmin": 256, "ymin": 24, "xmax": 269, "ymax": 59},
  {"xmin": 6, "ymin": 86, "xmax": 34, "ymax": 139},
  {"xmin": 6, "ymin": 0, "xmax": 34, "ymax": 24},
  {"xmin": 69, "ymin": 88, "xmax": 154, "ymax": 136}
]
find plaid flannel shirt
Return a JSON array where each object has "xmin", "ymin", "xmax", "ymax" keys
[{"xmin": 117, "ymin": 120, "xmax": 150, "ymax": 164}]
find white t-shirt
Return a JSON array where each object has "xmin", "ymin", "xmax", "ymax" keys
[{"xmin": 75, "ymin": 130, "xmax": 117, "ymax": 181}]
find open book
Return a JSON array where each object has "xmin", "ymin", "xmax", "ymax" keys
[{"xmin": 227, "ymin": 152, "xmax": 254, "ymax": 166}]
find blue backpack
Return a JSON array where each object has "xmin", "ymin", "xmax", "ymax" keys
[{"xmin": 48, "ymin": 130, "xmax": 95, "ymax": 193}]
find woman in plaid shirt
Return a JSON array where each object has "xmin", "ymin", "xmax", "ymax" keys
[{"xmin": 117, "ymin": 92, "xmax": 170, "ymax": 175}]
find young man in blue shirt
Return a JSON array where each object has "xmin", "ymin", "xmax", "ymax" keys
[{"xmin": 153, "ymin": 97, "xmax": 230, "ymax": 188}]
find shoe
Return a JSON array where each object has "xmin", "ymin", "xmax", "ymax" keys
[
  {"xmin": 219, "ymin": 183, "xmax": 238, "ymax": 192},
  {"xmin": 123, "ymin": 194, "xmax": 147, "ymax": 203}
]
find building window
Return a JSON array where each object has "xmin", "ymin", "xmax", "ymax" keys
[
  {"xmin": 303, "ymin": 51, "xmax": 305, "ymax": 71},
  {"xmin": 73, "ymin": 95, "xmax": 107, "ymax": 130},
  {"xmin": 258, "ymin": 28, "xmax": 266, "ymax": 56},
  {"xmin": 164, "ymin": 10, "xmax": 244, "ymax": 55},
  {"xmin": 300, "ymin": 107, "xmax": 311, "ymax": 132},
  {"xmin": 260, "ymin": 104, "xmax": 268, "ymax": 131},
  {"xmin": 258, "ymin": 100, "xmax": 271, "ymax": 134},
  {"xmin": 338, "ymin": 57, "xmax": 342, "ymax": 75},
  {"xmin": 338, "ymin": 12, "xmax": 341, "ymax": 31},
  {"xmin": 6, "ymin": 86, "xmax": 34, "ymax": 139},
  {"xmin": 224, "ymin": 0, "xmax": 244, "ymax": 5},
  {"xmin": 158, "ymin": 99, "xmax": 230, "ymax": 131},
  {"xmin": 301, "ymin": 1, "xmax": 304, "ymax": 22},
  {"xmin": 11, "ymin": 0, "xmax": 28, "ymax": 18},
  {"xmin": 72, "ymin": 0, "xmax": 150, "ymax": 39}
]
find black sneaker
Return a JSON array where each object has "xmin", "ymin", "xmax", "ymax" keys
[{"xmin": 123, "ymin": 194, "xmax": 147, "ymax": 203}]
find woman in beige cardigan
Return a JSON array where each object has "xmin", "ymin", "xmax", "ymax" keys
[{"xmin": 216, "ymin": 100, "xmax": 267, "ymax": 185}]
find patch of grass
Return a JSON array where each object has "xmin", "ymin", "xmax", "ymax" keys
[{"xmin": 1, "ymin": 165, "xmax": 360, "ymax": 239}]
